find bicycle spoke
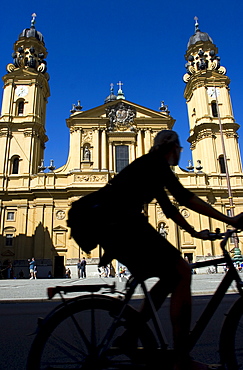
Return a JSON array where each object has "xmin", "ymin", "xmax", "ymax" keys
[
  {"xmin": 27, "ymin": 296, "xmax": 157, "ymax": 369},
  {"xmin": 44, "ymin": 333, "xmax": 86, "ymax": 361}
]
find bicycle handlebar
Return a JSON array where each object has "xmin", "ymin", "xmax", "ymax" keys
[{"xmin": 207, "ymin": 228, "xmax": 240, "ymax": 241}]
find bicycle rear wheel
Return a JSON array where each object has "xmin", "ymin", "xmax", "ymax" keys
[
  {"xmin": 27, "ymin": 294, "xmax": 157, "ymax": 369},
  {"xmin": 219, "ymin": 296, "xmax": 243, "ymax": 369}
]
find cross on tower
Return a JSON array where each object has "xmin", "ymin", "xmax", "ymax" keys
[
  {"xmin": 117, "ymin": 81, "xmax": 123, "ymax": 91},
  {"xmin": 31, "ymin": 13, "xmax": 37, "ymax": 27},
  {"xmin": 194, "ymin": 16, "xmax": 199, "ymax": 31}
]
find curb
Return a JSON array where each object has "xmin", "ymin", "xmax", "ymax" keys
[{"xmin": 0, "ymin": 289, "xmax": 237, "ymax": 304}]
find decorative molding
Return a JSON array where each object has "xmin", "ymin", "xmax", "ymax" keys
[
  {"xmin": 70, "ymin": 127, "xmax": 82, "ymax": 133},
  {"xmin": 82, "ymin": 130, "xmax": 93, "ymax": 144},
  {"xmin": 53, "ymin": 225, "xmax": 68, "ymax": 232},
  {"xmin": 56, "ymin": 210, "xmax": 66, "ymax": 220},
  {"xmin": 181, "ymin": 208, "xmax": 190, "ymax": 218},
  {"xmin": 106, "ymin": 102, "xmax": 136, "ymax": 132},
  {"xmin": 74, "ymin": 174, "xmax": 107, "ymax": 182},
  {"xmin": 1, "ymin": 249, "xmax": 15, "ymax": 256}
]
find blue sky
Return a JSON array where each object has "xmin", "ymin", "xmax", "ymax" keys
[{"xmin": 0, "ymin": 0, "xmax": 242, "ymax": 170}]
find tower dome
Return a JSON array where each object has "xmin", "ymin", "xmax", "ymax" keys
[
  {"xmin": 187, "ymin": 17, "xmax": 213, "ymax": 48},
  {"xmin": 18, "ymin": 13, "xmax": 45, "ymax": 44},
  {"xmin": 6, "ymin": 14, "xmax": 48, "ymax": 75},
  {"xmin": 104, "ymin": 83, "xmax": 117, "ymax": 104}
]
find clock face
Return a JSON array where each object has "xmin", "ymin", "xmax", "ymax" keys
[
  {"xmin": 15, "ymin": 85, "xmax": 29, "ymax": 97},
  {"xmin": 207, "ymin": 87, "xmax": 220, "ymax": 98}
]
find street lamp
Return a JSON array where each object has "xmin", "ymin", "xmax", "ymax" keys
[{"xmin": 213, "ymin": 82, "xmax": 240, "ymax": 254}]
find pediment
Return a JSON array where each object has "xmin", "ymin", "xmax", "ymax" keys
[
  {"xmin": 1, "ymin": 249, "xmax": 15, "ymax": 256},
  {"xmin": 53, "ymin": 225, "xmax": 68, "ymax": 232},
  {"xmin": 3, "ymin": 226, "xmax": 16, "ymax": 232},
  {"xmin": 68, "ymin": 99, "xmax": 174, "ymax": 121}
]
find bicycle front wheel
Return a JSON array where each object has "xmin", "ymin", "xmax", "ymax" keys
[
  {"xmin": 219, "ymin": 296, "xmax": 243, "ymax": 369},
  {"xmin": 27, "ymin": 294, "xmax": 157, "ymax": 369}
]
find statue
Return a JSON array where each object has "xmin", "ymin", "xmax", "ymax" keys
[
  {"xmin": 83, "ymin": 146, "xmax": 91, "ymax": 161},
  {"xmin": 159, "ymin": 223, "xmax": 168, "ymax": 239}
]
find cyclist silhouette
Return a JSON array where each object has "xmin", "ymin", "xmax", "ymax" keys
[{"xmin": 68, "ymin": 130, "xmax": 243, "ymax": 370}]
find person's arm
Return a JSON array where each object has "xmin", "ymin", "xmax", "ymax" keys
[
  {"xmin": 168, "ymin": 194, "xmax": 243, "ymax": 240},
  {"xmin": 158, "ymin": 161, "xmax": 243, "ymax": 237},
  {"xmin": 186, "ymin": 194, "xmax": 243, "ymax": 229},
  {"xmin": 169, "ymin": 211, "xmax": 200, "ymax": 238}
]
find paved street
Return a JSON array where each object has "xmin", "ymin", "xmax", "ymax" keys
[
  {"xmin": 0, "ymin": 272, "xmax": 240, "ymax": 302},
  {"xmin": 0, "ymin": 293, "xmax": 240, "ymax": 369},
  {"xmin": 0, "ymin": 273, "xmax": 242, "ymax": 369}
]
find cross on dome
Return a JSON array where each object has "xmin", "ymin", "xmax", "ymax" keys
[
  {"xmin": 117, "ymin": 81, "xmax": 125, "ymax": 100},
  {"xmin": 194, "ymin": 16, "xmax": 199, "ymax": 32},
  {"xmin": 117, "ymin": 81, "xmax": 123, "ymax": 91},
  {"xmin": 31, "ymin": 13, "xmax": 37, "ymax": 27}
]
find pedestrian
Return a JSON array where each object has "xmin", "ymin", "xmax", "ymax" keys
[
  {"xmin": 18, "ymin": 270, "xmax": 24, "ymax": 279},
  {"xmin": 80, "ymin": 257, "xmax": 86, "ymax": 278},
  {"xmin": 47, "ymin": 271, "xmax": 52, "ymax": 278},
  {"xmin": 98, "ymin": 266, "xmax": 106, "ymax": 278},
  {"xmin": 105, "ymin": 264, "xmax": 110, "ymax": 277},
  {"xmin": 65, "ymin": 267, "xmax": 71, "ymax": 278},
  {"xmin": 34, "ymin": 265, "xmax": 37, "ymax": 279},
  {"xmin": 68, "ymin": 129, "xmax": 243, "ymax": 370},
  {"xmin": 7, "ymin": 261, "xmax": 12, "ymax": 279},
  {"xmin": 29, "ymin": 257, "xmax": 36, "ymax": 280},
  {"xmin": 77, "ymin": 259, "xmax": 81, "ymax": 278}
]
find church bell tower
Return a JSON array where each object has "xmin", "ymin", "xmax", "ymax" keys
[
  {"xmin": 0, "ymin": 14, "xmax": 49, "ymax": 181},
  {"xmin": 183, "ymin": 18, "xmax": 242, "ymax": 175}
]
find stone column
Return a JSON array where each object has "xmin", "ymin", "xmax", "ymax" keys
[
  {"xmin": 93, "ymin": 129, "xmax": 99, "ymax": 171},
  {"xmin": 109, "ymin": 142, "xmax": 113, "ymax": 171},
  {"xmin": 101, "ymin": 129, "xmax": 107, "ymax": 171},
  {"xmin": 145, "ymin": 129, "xmax": 151, "ymax": 153},
  {"xmin": 137, "ymin": 129, "xmax": 143, "ymax": 157},
  {"xmin": 130, "ymin": 143, "xmax": 136, "ymax": 162}
]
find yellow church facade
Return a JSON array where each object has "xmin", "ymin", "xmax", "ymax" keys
[{"xmin": 0, "ymin": 17, "xmax": 242, "ymax": 277}]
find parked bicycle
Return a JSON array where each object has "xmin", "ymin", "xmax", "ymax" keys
[{"xmin": 27, "ymin": 229, "xmax": 243, "ymax": 369}]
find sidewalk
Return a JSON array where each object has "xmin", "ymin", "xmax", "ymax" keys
[{"xmin": 0, "ymin": 273, "xmax": 239, "ymax": 303}]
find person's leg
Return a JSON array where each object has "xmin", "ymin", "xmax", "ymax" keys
[
  {"xmin": 100, "ymin": 222, "xmax": 207, "ymax": 369},
  {"xmin": 171, "ymin": 258, "xmax": 208, "ymax": 370},
  {"xmin": 170, "ymin": 257, "xmax": 192, "ymax": 367}
]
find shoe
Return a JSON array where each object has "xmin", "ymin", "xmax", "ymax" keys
[{"xmin": 30, "ymin": 277, "xmax": 33, "ymax": 280}]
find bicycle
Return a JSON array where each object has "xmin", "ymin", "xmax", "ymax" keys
[
  {"xmin": 27, "ymin": 229, "xmax": 243, "ymax": 369},
  {"xmin": 207, "ymin": 266, "xmax": 216, "ymax": 274}
]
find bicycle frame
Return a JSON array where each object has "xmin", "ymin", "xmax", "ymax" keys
[
  {"xmin": 121, "ymin": 258, "xmax": 243, "ymax": 351},
  {"xmin": 188, "ymin": 258, "xmax": 243, "ymax": 351},
  {"xmin": 40, "ymin": 229, "xmax": 243, "ymax": 366},
  {"xmin": 115, "ymin": 230, "xmax": 243, "ymax": 356}
]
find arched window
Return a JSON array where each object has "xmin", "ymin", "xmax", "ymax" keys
[
  {"xmin": 12, "ymin": 156, "xmax": 20, "ymax": 174},
  {"xmin": 17, "ymin": 100, "xmax": 24, "ymax": 116},
  {"xmin": 219, "ymin": 155, "xmax": 226, "ymax": 173},
  {"xmin": 211, "ymin": 102, "xmax": 218, "ymax": 117}
]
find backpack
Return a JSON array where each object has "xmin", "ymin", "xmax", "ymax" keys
[{"xmin": 67, "ymin": 191, "xmax": 104, "ymax": 254}]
